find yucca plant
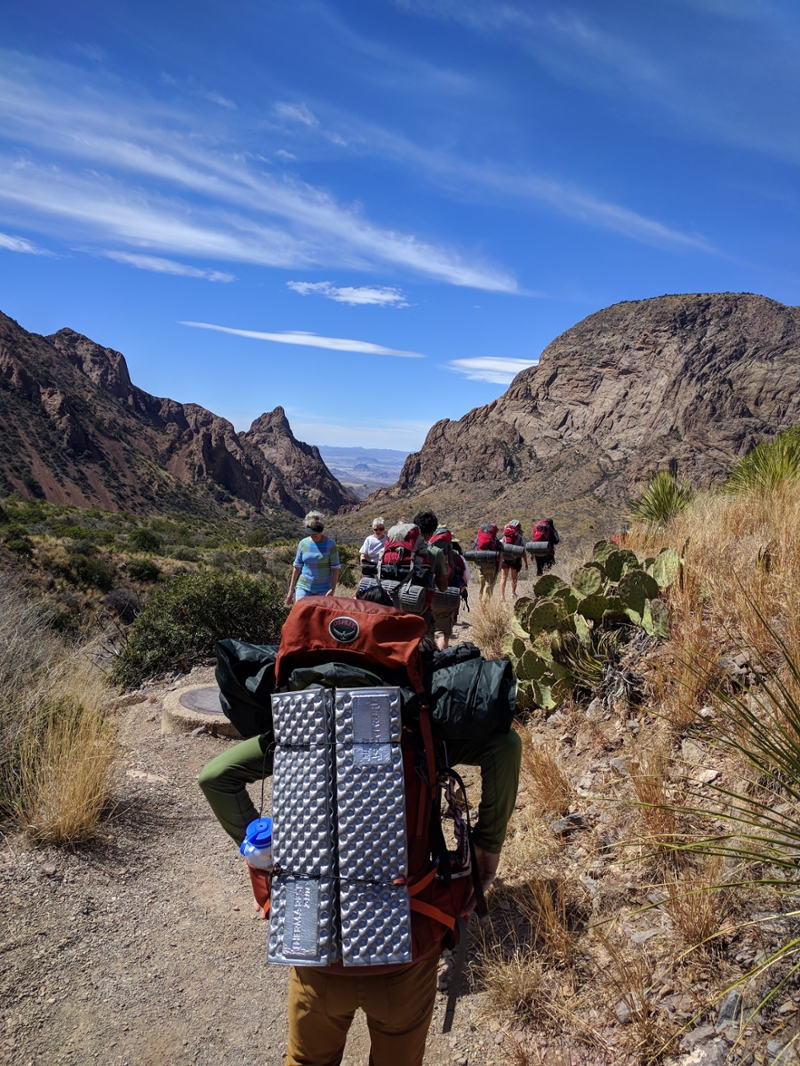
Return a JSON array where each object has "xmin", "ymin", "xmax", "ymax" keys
[
  {"xmin": 652, "ymin": 607, "xmax": 800, "ymax": 1022},
  {"xmin": 630, "ymin": 469, "xmax": 694, "ymax": 527},
  {"xmin": 725, "ymin": 426, "xmax": 800, "ymax": 495}
]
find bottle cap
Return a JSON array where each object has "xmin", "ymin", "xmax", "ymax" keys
[{"xmin": 245, "ymin": 816, "xmax": 272, "ymax": 849}]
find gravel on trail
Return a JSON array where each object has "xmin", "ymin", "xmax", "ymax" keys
[{"xmin": 1, "ymin": 666, "xmax": 497, "ymax": 1066}]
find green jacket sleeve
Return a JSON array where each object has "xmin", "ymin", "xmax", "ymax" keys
[
  {"xmin": 198, "ymin": 735, "xmax": 272, "ymax": 845},
  {"xmin": 448, "ymin": 729, "xmax": 522, "ymax": 854}
]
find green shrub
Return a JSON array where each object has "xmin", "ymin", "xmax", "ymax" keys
[
  {"xmin": 7, "ymin": 537, "xmax": 34, "ymax": 558},
  {"xmin": 725, "ymin": 426, "xmax": 800, "ymax": 494},
  {"xmin": 128, "ymin": 557, "xmax": 160, "ymax": 582},
  {"xmin": 244, "ymin": 529, "xmax": 271, "ymax": 547},
  {"xmin": 112, "ymin": 570, "xmax": 288, "ymax": 687},
  {"xmin": 630, "ymin": 469, "xmax": 694, "ymax": 526},
  {"xmin": 171, "ymin": 546, "xmax": 200, "ymax": 562},
  {"xmin": 129, "ymin": 528, "xmax": 162, "ymax": 553},
  {"xmin": 236, "ymin": 549, "xmax": 267, "ymax": 574},
  {"xmin": 71, "ymin": 554, "xmax": 116, "ymax": 591},
  {"xmin": 210, "ymin": 550, "xmax": 234, "ymax": 570}
]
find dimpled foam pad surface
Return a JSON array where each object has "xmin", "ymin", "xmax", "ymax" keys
[
  {"xmin": 335, "ymin": 743, "xmax": 407, "ymax": 881},
  {"xmin": 271, "ymin": 689, "xmax": 334, "ymax": 747},
  {"xmin": 268, "ymin": 875, "xmax": 339, "ymax": 966},
  {"xmin": 272, "ymin": 745, "xmax": 336, "ymax": 878},
  {"xmin": 339, "ymin": 881, "xmax": 412, "ymax": 966}
]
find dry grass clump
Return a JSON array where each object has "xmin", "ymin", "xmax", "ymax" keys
[
  {"xmin": 13, "ymin": 658, "xmax": 117, "ymax": 844},
  {"xmin": 1, "ymin": 569, "xmax": 117, "ymax": 844},
  {"xmin": 629, "ymin": 735, "xmax": 681, "ymax": 860},
  {"xmin": 663, "ymin": 855, "xmax": 731, "ymax": 951},
  {"xmin": 470, "ymin": 597, "xmax": 512, "ymax": 660},
  {"xmin": 517, "ymin": 723, "xmax": 573, "ymax": 815}
]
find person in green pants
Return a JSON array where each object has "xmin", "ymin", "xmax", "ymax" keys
[{"xmin": 198, "ymin": 726, "xmax": 521, "ymax": 1066}]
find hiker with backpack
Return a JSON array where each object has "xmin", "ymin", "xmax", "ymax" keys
[
  {"xmin": 285, "ymin": 511, "xmax": 341, "ymax": 603},
  {"xmin": 198, "ymin": 594, "xmax": 521, "ymax": 1066},
  {"xmin": 428, "ymin": 522, "xmax": 469, "ymax": 650},
  {"xmin": 473, "ymin": 522, "xmax": 502, "ymax": 600},
  {"xmin": 499, "ymin": 519, "xmax": 528, "ymax": 600},
  {"xmin": 530, "ymin": 517, "xmax": 560, "ymax": 576},
  {"xmin": 412, "ymin": 510, "xmax": 450, "ymax": 642}
]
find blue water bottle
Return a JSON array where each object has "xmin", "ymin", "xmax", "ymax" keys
[{"xmin": 240, "ymin": 817, "xmax": 273, "ymax": 870}]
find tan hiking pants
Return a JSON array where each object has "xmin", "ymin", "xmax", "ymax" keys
[{"xmin": 285, "ymin": 957, "xmax": 438, "ymax": 1066}]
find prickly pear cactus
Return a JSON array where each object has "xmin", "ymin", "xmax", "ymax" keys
[{"xmin": 505, "ymin": 539, "xmax": 683, "ymax": 714}]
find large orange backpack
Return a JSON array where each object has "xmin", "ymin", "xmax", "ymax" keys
[{"xmin": 276, "ymin": 596, "xmax": 484, "ymax": 962}]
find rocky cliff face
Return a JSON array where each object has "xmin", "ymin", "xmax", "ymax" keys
[
  {"xmin": 364, "ymin": 294, "xmax": 800, "ymax": 539},
  {"xmin": 245, "ymin": 407, "xmax": 358, "ymax": 515},
  {"xmin": 0, "ymin": 312, "xmax": 356, "ymax": 520}
]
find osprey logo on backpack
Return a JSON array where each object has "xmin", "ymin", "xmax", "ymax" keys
[{"xmin": 328, "ymin": 616, "xmax": 360, "ymax": 643}]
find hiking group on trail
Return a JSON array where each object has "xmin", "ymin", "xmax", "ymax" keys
[{"xmin": 196, "ymin": 509, "xmax": 566, "ymax": 1064}]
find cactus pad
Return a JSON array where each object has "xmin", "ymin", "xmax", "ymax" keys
[
  {"xmin": 577, "ymin": 592, "xmax": 610, "ymax": 621},
  {"xmin": 652, "ymin": 547, "xmax": 681, "ymax": 589},
  {"xmin": 527, "ymin": 600, "xmax": 564, "ymax": 634},
  {"xmin": 593, "ymin": 540, "xmax": 614, "ymax": 564},
  {"xmin": 571, "ymin": 566, "xmax": 603, "ymax": 598},
  {"xmin": 533, "ymin": 574, "xmax": 565, "ymax": 598},
  {"xmin": 604, "ymin": 550, "xmax": 625, "ymax": 583}
]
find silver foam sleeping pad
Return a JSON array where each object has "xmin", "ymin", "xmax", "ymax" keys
[
  {"xmin": 269, "ymin": 689, "xmax": 340, "ymax": 966},
  {"xmin": 335, "ymin": 688, "xmax": 413, "ymax": 966}
]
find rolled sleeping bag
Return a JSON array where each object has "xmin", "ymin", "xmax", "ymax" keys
[
  {"xmin": 433, "ymin": 587, "xmax": 462, "ymax": 612},
  {"xmin": 463, "ymin": 550, "xmax": 501, "ymax": 563},
  {"xmin": 525, "ymin": 541, "xmax": 552, "ymax": 555},
  {"xmin": 356, "ymin": 576, "xmax": 427, "ymax": 615},
  {"xmin": 502, "ymin": 543, "xmax": 526, "ymax": 559}
]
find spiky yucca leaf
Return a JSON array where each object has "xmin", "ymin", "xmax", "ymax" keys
[
  {"xmin": 725, "ymin": 426, "xmax": 800, "ymax": 495},
  {"xmin": 630, "ymin": 469, "xmax": 694, "ymax": 526}
]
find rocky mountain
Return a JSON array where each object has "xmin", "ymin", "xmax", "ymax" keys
[
  {"xmin": 0, "ymin": 312, "xmax": 357, "ymax": 521},
  {"xmin": 357, "ymin": 293, "xmax": 800, "ymax": 540}
]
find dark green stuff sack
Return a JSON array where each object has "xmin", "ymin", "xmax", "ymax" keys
[
  {"xmin": 215, "ymin": 639, "xmax": 279, "ymax": 738},
  {"xmin": 430, "ymin": 657, "xmax": 516, "ymax": 743}
]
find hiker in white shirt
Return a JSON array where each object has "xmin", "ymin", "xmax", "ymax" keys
[{"xmin": 359, "ymin": 517, "xmax": 388, "ymax": 563}]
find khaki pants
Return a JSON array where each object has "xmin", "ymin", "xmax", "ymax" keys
[{"xmin": 285, "ymin": 958, "xmax": 439, "ymax": 1066}]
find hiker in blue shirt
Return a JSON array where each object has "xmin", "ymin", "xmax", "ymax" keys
[{"xmin": 285, "ymin": 511, "xmax": 341, "ymax": 603}]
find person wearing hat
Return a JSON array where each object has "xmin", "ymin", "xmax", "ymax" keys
[
  {"xmin": 359, "ymin": 517, "xmax": 388, "ymax": 564},
  {"xmin": 285, "ymin": 511, "xmax": 341, "ymax": 604}
]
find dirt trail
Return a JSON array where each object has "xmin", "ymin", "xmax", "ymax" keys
[{"xmin": 1, "ymin": 656, "xmax": 499, "ymax": 1066}]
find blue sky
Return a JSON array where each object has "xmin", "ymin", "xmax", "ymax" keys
[{"xmin": 2, "ymin": 0, "xmax": 800, "ymax": 450}]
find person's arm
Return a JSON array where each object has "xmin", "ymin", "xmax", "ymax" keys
[
  {"xmin": 326, "ymin": 542, "xmax": 341, "ymax": 596},
  {"xmin": 198, "ymin": 735, "xmax": 272, "ymax": 844},
  {"xmin": 433, "ymin": 549, "xmax": 448, "ymax": 592},
  {"xmin": 521, "ymin": 535, "xmax": 529, "ymax": 569},
  {"xmin": 359, "ymin": 537, "xmax": 370, "ymax": 562},
  {"xmin": 286, "ymin": 564, "xmax": 302, "ymax": 605}
]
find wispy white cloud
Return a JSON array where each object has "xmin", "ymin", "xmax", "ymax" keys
[
  {"xmin": 274, "ymin": 100, "xmax": 347, "ymax": 146},
  {"xmin": 287, "ymin": 280, "xmax": 409, "ymax": 306},
  {"xmin": 0, "ymin": 229, "xmax": 53, "ymax": 255},
  {"xmin": 0, "ymin": 58, "xmax": 518, "ymax": 292},
  {"xmin": 104, "ymin": 251, "xmax": 235, "ymax": 281},
  {"xmin": 181, "ymin": 320, "xmax": 426, "ymax": 358},
  {"xmin": 198, "ymin": 90, "xmax": 237, "ymax": 110},
  {"xmin": 447, "ymin": 356, "xmax": 536, "ymax": 384}
]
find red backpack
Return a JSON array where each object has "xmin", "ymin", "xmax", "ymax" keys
[
  {"xmin": 276, "ymin": 596, "xmax": 484, "ymax": 965},
  {"xmin": 429, "ymin": 526, "xmax": 466, "ymax": 588},
  {"xmin": 475, "ymin": 523, "xmax": 500, "ymax": 551},
  {"xmin": 503, "ymin": 523, "xmax": 522, "ymax": 544},
  {"xmin": 532, "ymin": 520, "xmax": 551, "ymax": 542}
]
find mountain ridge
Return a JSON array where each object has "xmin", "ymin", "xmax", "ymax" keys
[
  {"xmin": 0, "ymin": 312, "xmax": 357, "ymax": 523},
  {"xmin": 345, "ymin": 293, "xmax": 800, "ymax": 540}
]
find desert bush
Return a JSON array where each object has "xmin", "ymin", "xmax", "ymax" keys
[
  {"xmin": 104, "ymin": 588, "xmax": 139, "ymax": 623},
  {"xmin": 210, "ymin": 550, "xmax": 234, "ymax": 570},
  {"xmin": 244, "ymin": 529, "xmax": 271, "ymax": 547},
  {"xmin": 128, "ymin": 528, "xmax": 162, "ymax": 553},
  {"xmin": 630, "ymin": 469, "xmax": 694, "ymax": 526},
  {"xmin": 336, "ymin": 543, "xmax": 358, "ymax": 588},
  {"xmin": 171, "ymin": 545, "xmax": 200, "ymax": 562},
  {"xmin": 128, "ymin": 557, "xmax": 160, "ymax": 582},
  {"xmin": 236, "ymin": 549, "xmax": 266, "ymax": 574},
  {"xmin": 6, "ymin": 536, "xmax": 34, "ymax": 557},
  {"xmin": 112, "ymin": 570, "xmax": 288, "ymax": 686},
  {"xmin": 726, "ymin": 426, "xmax": 800, "ymax": 495},
  {"xmin": 72, "ymin": 554, "xmax": 116, "ymax": 590}
]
